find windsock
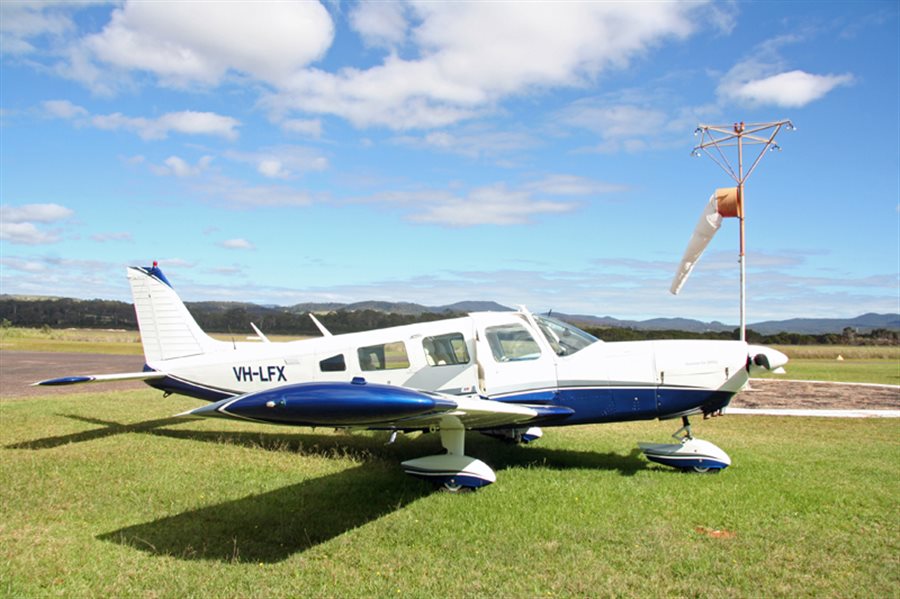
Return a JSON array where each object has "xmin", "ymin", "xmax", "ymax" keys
[{"xmin": 670, "ymin": 187, "xmax": 741, "ymax": 295}]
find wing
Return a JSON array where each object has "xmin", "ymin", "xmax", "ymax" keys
[
  {"xmin": 34, "ymin": 371, "xmax": 167, "ymax": 387},
  {"xmin": 180, "ymin": 379, "xmax": 573, "ymax": 430}
]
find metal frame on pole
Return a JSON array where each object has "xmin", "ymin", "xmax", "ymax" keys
[{"xmin": 691, "ymin": 120, "xmax": 794, "ymax": 341}]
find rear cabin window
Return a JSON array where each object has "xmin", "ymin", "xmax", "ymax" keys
[
  {"xmin": 423, "ymin": 333, "xmax": 470, "ymax": 366},
  {"xmin": 485, "ymin": 324, "xmax": 542, "ymax": 362},
  {"xmin": 358, "ymin": 341, "xmax": 410, "ymax": 371},
  {"xmin": 319, "ymin": 354, "xmax": 346, "ymax": 372}
]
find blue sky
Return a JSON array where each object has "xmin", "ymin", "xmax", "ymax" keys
[{"xmin": 1, "ymin": 1, "xmax": 897, "ymax": 323}]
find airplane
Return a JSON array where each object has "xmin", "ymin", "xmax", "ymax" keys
[{"xmin": 37, "ymin": 262, "xmax": 788, "ymax": 491}]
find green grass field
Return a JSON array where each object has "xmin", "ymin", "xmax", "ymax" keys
[
  {"xmin": 1, "ymin": 390, "xmax": 898, "ymax": 597},
  {"xmin": 0, "ymin": 327, "xmax": 310, "ymax": 355},
  {"xmin": 757, "ymin": 345, "xmax": 900, "ymax": 385}
]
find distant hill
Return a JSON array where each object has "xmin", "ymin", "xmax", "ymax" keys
[
  {"xmin": 289, "ymin": 300, "xmax": 512, "ymax": 316},
  {"xmin": 747, "ymin": 313, "xmax": 900, "ymax": 335},
  {"xmin": 557, "ymin": 313, "xmax": 733, "ymax": 333},
  {"xmin": 560, "ymin": 312, "xmax": 900, "ymax": 335}
]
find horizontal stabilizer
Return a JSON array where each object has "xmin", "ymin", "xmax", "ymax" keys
[{"xmin": 34, "ymin": 371, "xmax": 167, "ymax": 387}]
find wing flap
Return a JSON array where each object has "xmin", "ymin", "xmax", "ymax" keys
[{"xmin": 389, "ymin": 396, "xmax": 574, "ymax": 430}]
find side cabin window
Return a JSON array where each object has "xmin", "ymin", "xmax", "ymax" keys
[
  {"xmin": 423, "ymin": 332, "xmax": 470, "ymax": 366},
  {"xmin": 485, "ymin": 324, "xmax": 541, "ymax": 362},
  {"xmin": 358, "ymin": 341, "xmax": 410, "ymax": 371},
  {"xmin": 319, "ymin": 354, "xmax": 346, "ymax": 372}
]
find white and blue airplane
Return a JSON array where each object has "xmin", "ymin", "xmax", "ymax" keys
[{"xmin": 38, "ymin": 263, "xmax": 787, "ymax": 491}]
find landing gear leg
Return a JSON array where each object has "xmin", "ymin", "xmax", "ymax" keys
[
  {"xmin": 672, "ymin": 416, "xmax": 693, "ymax": 441},
  {"xmin": 638, "ymin": 415, "xmax": 732, "ymax": 473},
  {"xmin": 400, "ymin": 417, "xmax": 497, "ymax": 491}
]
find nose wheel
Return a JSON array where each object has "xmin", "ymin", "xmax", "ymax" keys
[{"xmin": 638, "ymin": 415, "xmax": 732, "ymax": 473}]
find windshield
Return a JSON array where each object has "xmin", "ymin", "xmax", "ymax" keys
[{"xmin": 534, "ymin": 315, "xmax": 600, "ymax": 356}]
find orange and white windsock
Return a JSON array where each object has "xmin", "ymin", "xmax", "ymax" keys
[{"xmin": 670, "ymin": 187, "xmax": 741, "ymax": 295}]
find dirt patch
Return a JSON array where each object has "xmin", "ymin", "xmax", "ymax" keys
[
  {"xmin": 732, "ymin": 379, "xmax": 899, "ymax": 410},
  {"xmin": 2, "ymin": 351, "xmax": 898, "ymax": 409}
]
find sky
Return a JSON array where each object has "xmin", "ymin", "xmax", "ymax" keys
[{"xmin": 1, "ymin": 1, "xmax": 898, "ymax": 324}]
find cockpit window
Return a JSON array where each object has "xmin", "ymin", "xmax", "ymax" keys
[
  {"xmin": 534, "ymin": 315, "xmax": 599, "ymax": 356},
  {"xmin": 485, "ymin": 324, "xmax": 541, "ymax": 362}
]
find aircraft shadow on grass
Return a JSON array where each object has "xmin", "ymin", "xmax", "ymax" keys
[{"xmin": 10, "ymin": 413, "xmax": 647, "ymax": 562}]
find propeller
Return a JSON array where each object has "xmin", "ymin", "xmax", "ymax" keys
[{"xmin": 670, "ymin": 187, "xmax": 741, "ymax": 295}]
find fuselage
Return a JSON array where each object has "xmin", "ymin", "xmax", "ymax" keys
[{"xmin": 145, "ymin": 310, "xmax": 764, "ymax": 425}]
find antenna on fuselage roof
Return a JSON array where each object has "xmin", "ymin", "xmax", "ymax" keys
[{"xmin": 309, "ymin": 313, "xmax": 332, "ymax": 337}]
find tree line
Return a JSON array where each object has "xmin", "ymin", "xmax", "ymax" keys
[
  {"xmin": 583, "ymin": 325, "xmax": 899, "ymax": 346},
  {"xmin": 0, "ymin": 296, "xmax": 896, "ymax": 345},
  {"xmin": 0, "ymin": 297, "xmax": 455, "ymax": 337}
]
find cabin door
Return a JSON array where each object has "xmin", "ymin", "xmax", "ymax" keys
[{"xmin": 473, "ymin": 314, "xmax": 558, "ymax": 402}]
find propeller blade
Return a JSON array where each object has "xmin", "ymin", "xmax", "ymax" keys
[{"xmin": 670, "ymin": 187, "xmax": 740, "ymax": 295}]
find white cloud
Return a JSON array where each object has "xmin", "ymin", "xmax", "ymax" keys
[
  {"xmin": 91, "ymin": 232, "xmax": 133, "ymax": 243},
  {"xmin": 718, "ymin": 36, "xmax": 855, "ymax": 108},
  {"xmin": 280, "ymin": 118, "xmax": 323, "ymax": 138},
  {"xmin": 359, "ymin": 175, "xmax": 621, "ymax": 227},
  {"xmin": 0, "ymin": 203, "xmax": 73, "ymax": 245},
  {"xmin": 0, "ymin": 222, "xmax": 60, "ymax": 245},
  {"xmin": 35, "ymin": 3, "xmax": 719, "ymax": 132},
  {"xmin": 43, "ymin": 100, "xmax": 241, "ymax": 140},
  {"xmin": 78, "ymin": 1, "xmax": 334, "ymax": 91},
  {"xmin": 91, "ymin": 110, "xmax": 240, "ymax": 140},
  {"xmin": 265, "ymin": 2, "xmax": 713, "ymax": 129},
  {"xmin": 0, "ymin": 1, "xmax": 77, "ymax": 56},
  {"xmin": 42, "ymin": 99, "xmax": 87, "ymax": 119},
  {"xmin": 726, "ymin": 70, "xmax": 854, "ymax": 108},
  {"xmin": 349, "ymin": 2, "xmax": 408, "ymax": 49},
  {"xmin": 224, "ymin": 146, "xmax": 329, "ymax": 179},
  {"xmin": 525, "ymin": 175, "xmax": 628, "ymax": 196},
  {"xmin": 198, "ymin": 175, "xmax": 316, "ymax": 209},
  {"xmin": 393, "ymin": 125, "xmax": 537, "ymax": 161},
  {"xmin": 219, "ymin": 238, "xmax": 255, "ymax": 250},
  {"xmin": 150, "ymin": 155, "xmax": 213, "ymax": 178},
  {"xmin": 257, "ymin": 159, "xmax": 288, "ymax": 179},
  {"xmin": 1, "ymin": 203, "xmax": 73, "ymax": 223},
  {"xmin": 408, "ymin": 184, "xmax": 575, "ymax": 226}
]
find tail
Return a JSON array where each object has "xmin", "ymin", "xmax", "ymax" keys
[{"xmin": 127, "ymin": 264, "xmax": 225, "ymax": 362}]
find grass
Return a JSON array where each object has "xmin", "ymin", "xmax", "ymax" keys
[
  {"xmin": 1, "ymin": 389, "xmax": 898, "ymax": 597},
  {"xmin": 0, "ymin": 327, "xmax": 143, "ymax": 355},
  {"xmin": 0, "ymin": 327, "xmax": 311, "ymax": 355},
  {"xmin": 758, "ymin": 345, "xmax": 900, "ymax": 385}
]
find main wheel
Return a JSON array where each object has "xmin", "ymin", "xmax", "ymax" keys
[{"xmin": 440, "ymin": 481, "xmax": 473, "ymax": 493}]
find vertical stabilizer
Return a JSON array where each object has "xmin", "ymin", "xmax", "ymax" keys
[{"xmin": 127, "ymin": 265, "xmax": 223, "ymax": 362}]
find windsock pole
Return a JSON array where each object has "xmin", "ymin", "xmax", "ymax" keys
[
  {"xmin": 690, "ymin": 120, "xmax": 793, "ymax": 342},
  {"xmin": 737, "ymin": 123, "xmax": 746, "ymax": 341}
]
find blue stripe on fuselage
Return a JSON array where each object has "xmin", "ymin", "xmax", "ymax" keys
[
  {"xmin": 145, "ymin": 375, "xmax": 236, "ymax": 402},
  {"xmin": 495, "ymin": 385, "xmax": 734, "ymax": 425}
]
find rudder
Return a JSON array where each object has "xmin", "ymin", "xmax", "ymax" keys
[{"xmin": 127, "ymin": 264, "xmax": 223, "ymax": 362}]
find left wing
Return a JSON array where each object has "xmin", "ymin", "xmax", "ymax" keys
[{"xmin": 179, "ymin": 379, "xmax": 572, "ymax": 430}]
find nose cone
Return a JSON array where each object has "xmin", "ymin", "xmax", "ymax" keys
[{"xmin": 748, "ymin": 345, "xmax": 789, "ymax": 373}]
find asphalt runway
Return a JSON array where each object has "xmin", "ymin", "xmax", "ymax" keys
[{"xmin": 1, "ymin": 351, "xmax": 146, "ymax": 398}]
